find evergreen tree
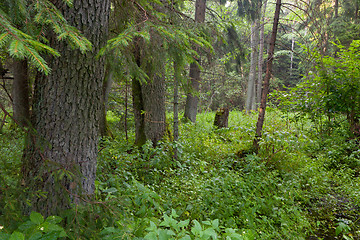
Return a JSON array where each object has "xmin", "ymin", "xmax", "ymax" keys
[
  {"xmin": 184, "ymin": 0, "xmax": 207, "ymax": 123},
  {"xmin": 20, "ymin": 0, "xmax": 110, "ymax": 216}
]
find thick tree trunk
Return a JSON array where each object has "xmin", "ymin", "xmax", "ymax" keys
[
  {"xmin": 214, "ymin": 108, "xmax": 229, "ymax": 128},
  {"xmin": 22, "ymin": 0, "xmax": 110, "ymax": 216},
  {"xmin": 253, "ymin": 0, "xmax": 282, "ymax": 152},
  {"xmin": 12, "ymin": 59, "xmax": 30, "ymax": 127},
  {"xmin": 184, "ymin": 61, "xmax": 200, "ymax": 122},
  {"xmin": 132, "ymin": 33, "xmax": 166, "ymax": 147},
  {"xmin": 142, "ymin": 70, "xmax": 166, "ymax": 146},
  {"xmin": 245, "ymin": 21, "xmax": 258, "ymax": 113},
  {"xmin": 184, "ymin": 0, "xmax": 206, "ymax": 122}
]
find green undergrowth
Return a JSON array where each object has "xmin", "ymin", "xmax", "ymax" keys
[{"xmin": 1, "ymin": 110, "xmax": 360, "ymax": 239}]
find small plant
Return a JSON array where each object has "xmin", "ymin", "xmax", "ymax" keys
[
  {"xmin": 144, "ymin": 209, "xmax": 244, "ymax": 240},
  {"xmin": 0, "ymin": 212, "xmax": 67, "ymax": 240}
]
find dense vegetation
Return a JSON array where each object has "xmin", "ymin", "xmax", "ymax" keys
[
  {"xmin": 1, "ymin": 0, "xmax": 360, "ymax": 239},
  {"xmin": 1, "ymin": 109, "xmax": 360, "ymax": 239}
]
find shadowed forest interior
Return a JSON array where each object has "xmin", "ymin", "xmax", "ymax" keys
[{"xmin": 1, "ymin": 0, "xmax": 360, "ymax": 239}]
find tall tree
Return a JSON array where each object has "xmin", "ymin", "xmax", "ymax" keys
[
  {"xmin": 257, "ymin": 0, "xmax": 267, "ymax": 106},
  {"xmin": 11, "ymin": 59, "xmax": 30, "ymax": 127},
  {"xmin": 253, "ymin": 0, "xmax": 282, "ymax": 151},
  {"xmin": 22, "ymin": 0, "xmax": 110, "ymax": 216},
  {"xmin": 238, "ymin": 0, "xmax": 263, "ymax": 112},
  {"xmin": 245, "ymin": 21, "xmax": 258, "ymax": 112},
  {"xmin": 184, "ymin": 0, "xmax": 206, "ymax": 122}
]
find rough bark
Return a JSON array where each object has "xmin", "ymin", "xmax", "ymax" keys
[
  {"xmin": 142, "ymin": 70, "xmax": 166, "ymax": 146},
  {"xmin": 184, "ymin": 61, "xmax": 200, "ymax": 122},
  {"xmin": 245, "ymin": 21, "xmax": 258, "ymax": 113},
  {"xmin": 184, "ymin": 0, "xmax": 206, "ymax": 122},
  {"xmin": 253, "ymin": 0, "xmax": 282, "ymax": 152},
  {"xmin": 214, "ymin": 108, "xmax": 229, "ymax": 128},
  {"xmin": 12, "ymin": 59, "xmax": 30, "ymax": 127},
  {"xmin": 22, "ymin": 0, "xmax": 110, "ymax": 216},
  {"xmin": 132, "ymin": 33, "xmax": 166, "ymax": 147}
]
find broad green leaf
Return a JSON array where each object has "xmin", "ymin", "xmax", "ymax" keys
[
  {"xmin": 30, "ymin": 212, "xmax": 44, "ymax": 225},
  {"xmin": 144, "ymin": 232, "xmax": 158, "ymax": 240},
  {"xmin": 191, "ymin": 220, "xmax": 202, "ymax": 235},
  {"xmin": 9, "ymin": 231, "xmax": 25, "ymax": 240},
  {"xmin": 45, "ymin": 216, "xmax": 62, "ymax": 224}
]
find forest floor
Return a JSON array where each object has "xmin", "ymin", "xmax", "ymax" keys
[{"xmin": 1, "ymin": 110, "xmax": 360, "ymax": 239}]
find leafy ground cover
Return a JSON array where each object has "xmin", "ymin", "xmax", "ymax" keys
[{"xmin": 1, "ymin": 110, "xmax": 360, "ymax": 239}]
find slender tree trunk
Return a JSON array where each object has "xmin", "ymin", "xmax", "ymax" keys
[
  {"xmin": 257, "ymin": 0, "xmax": 267, "ymax": 108},
  {"xmin": 0, "ymin": 61, "xmax": 7, "ymax": 78},
  {"xmin": 245, "ymin": 21, "xmax": 258, "ymax": 113},
  {"xmin": 253, "ymin": 0, "xmax": 282, "ymax": 152},
  {"xmin": 125, "ymin": 77, "xmax": 129, "ymax": 142},
  {"xmin": 184, "ymin": 0, "xmax": 206, "ymax": 122},
  {"xmin": 133, "ymin": 78, "xmax": 146, "ymax": 147},
  {"xmin": 22, "ymin": 0, "xmax": 110, "ymax": 216},
  {"xmin": 173, "ymin": 61, "xmax": 180, "ymax": 159},
  {"xmin": 99, "ymin": 65, "xmax": 113, "ymax": 137},
  {"xmin": 12, "ymin": 59, "xmax": 30, "ymax": 127},
  {"xmin": 290, "ymin": 21, "xmax": 295, "ymax": 75},
  {"xmin": 334, "ymin": 0, "xmax": 338, "ymax": 18},
  {"xmin": 133, "ymin": 40, "xmax": 147, "ymax": 147}
]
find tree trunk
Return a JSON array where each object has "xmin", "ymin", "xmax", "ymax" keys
[
  {"xmin": 12, "ymin": 59, "xmax": 30, "ymax": 127},
  {"xmin": 132, "ymin": 33, "xmax": 166, "ymax": 147},
  {"xmin": 173, "ymin": 61, "xmax": 180, "ymax": 159},
  {"xmin": 142, "ymin": 65, "xmax": 166, "ymax": 147},
  {"xmin": 253, "ymin": 0, "xmax": 282, "ymax": 152},
  {"xmin": 99, "ymin": 64, "xmax": 113, "ymax": 137},
  {"xmin": 214, "ymin": 108, "xmax": 229, "ymax": 128},
  {"xmin": 22, "ymin": 0, "xmax": 110, "ymax": 216},
  {"xmin": 334, "ymin": 0, "xmax": 338, "ymax": 19},
  {"xmin": 184, "ymin": 0, "xmax": 206, "ymax": 122},
  {"xmin": 133, "ymin": 77, "xmax": 146, "ymax": 147},
  {"xmin": 184, "ymin": 61, "xmax": 200, "ymax": 122},
  {"xmin": 257, "ymin": 1, "xmax": 267, "ymax": 107},
  {"xmin": 245, "ymin": 21, "xmax": 258, "ymax": 113}
]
